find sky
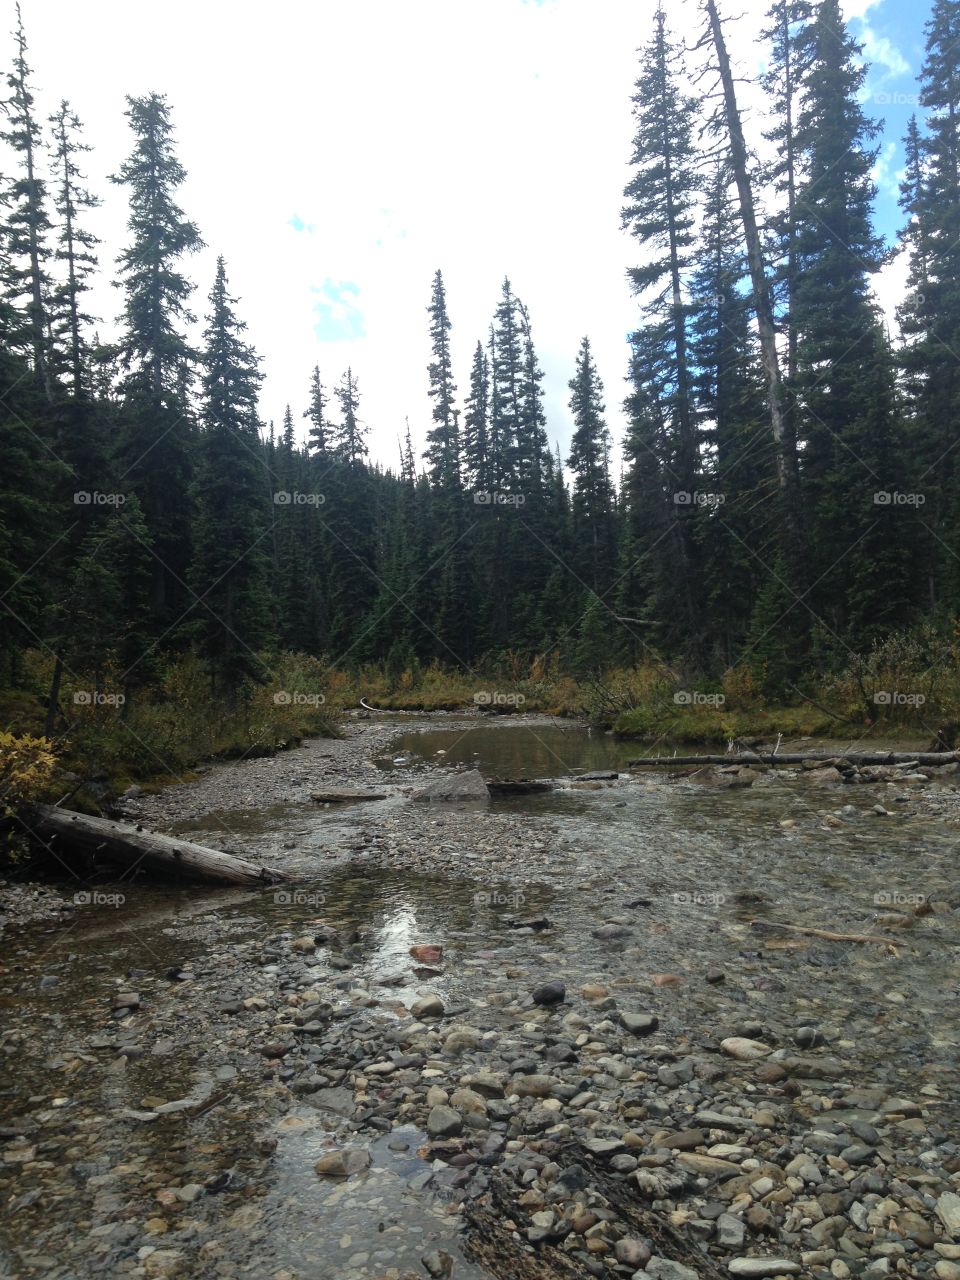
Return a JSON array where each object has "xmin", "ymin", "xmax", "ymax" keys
[{"xmin": 16, "ymin": 0, "xmax": 931, "ymax": 472}]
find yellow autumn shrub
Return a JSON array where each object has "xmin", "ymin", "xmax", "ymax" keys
[{"xmin": 0, "ymin": 732, "xmax": 58, "ymax": 815}]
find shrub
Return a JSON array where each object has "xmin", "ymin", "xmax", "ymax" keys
[{"xmin": 0, "ymin": 732, "xmax": 58, "ymax": 814}]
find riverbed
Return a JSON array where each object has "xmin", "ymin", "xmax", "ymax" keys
[{"xmin": 2, "ymin": 715, "xmax": 959, "ymax": 1280}]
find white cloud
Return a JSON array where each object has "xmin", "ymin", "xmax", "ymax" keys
[{"xmin": 871, "ymin": 139, "xmax": 903, "ymax": 199}]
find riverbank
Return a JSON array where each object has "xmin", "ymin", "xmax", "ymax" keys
[{"xmin": 2, "ymin": 716, "xmax": 959, "ymax": 1280}]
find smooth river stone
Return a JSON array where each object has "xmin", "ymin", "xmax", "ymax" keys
[{"xmin": 721, "ymin": 1036, "xmax": 772, "ymax": 1060}]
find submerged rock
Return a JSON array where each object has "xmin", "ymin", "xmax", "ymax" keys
[{"xmin": 411, "ymin": 769, "xmax": 490, "ymax": 801}]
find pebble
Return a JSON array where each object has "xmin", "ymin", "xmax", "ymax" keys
[
  {"xmin": 646, "ymin": 1260, "xmax": 701, "ymax": 1280},
  {"xmin": 427, "ymin": 1105, "xmax": 463, "ymax": 1137},
  {"xmin": 314, "ymin": 1149, "xmax": 371, "ymax": 1178},
  {"xmin": 721, "ymin": 1037, "xmax": 771, "ymax": 1060},
  {"xmin": 411, "ymin": 994, "xmax": 445, "ymax": 1018},
  {"xmin": 621, "ymin": 1011, "xmax": 659, "ymax": 1035},
  {"xmin": 937, "ymin": 1193, "xmax": 960, "ymax": 1237},
  {"xmin": 614, "ymin": 1236, "xmax": 651, "ymax": 1267}
]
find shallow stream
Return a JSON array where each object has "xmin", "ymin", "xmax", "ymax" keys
[{"xmin": 1, "ymin": 718, "xmax": 958, "ymax": 1279}]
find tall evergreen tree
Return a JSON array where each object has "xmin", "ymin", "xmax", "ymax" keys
[
  {"xmin": 761, "ymin": 0, "xmax": 813, "ymax": 390},
  {"xmin": 111, "ymin": 93, "xmax": 203, "ymax": 624},
  {"xmin": 424, "ymin": 269, "xmax": 460, "ymax": 488},
  {"xmin": 188, "ymin": 258, "xmax": 271, "ymax": 694},
  {"xmin": 304, "ymin": 365, "xmax": 330, "ymax": 456},
  {"xmin": 621, "ymin": 2, "xmax": 699, "ymax": 494},
  {"xmin": 621, "ymin": 3, "xmax": 703, "ymax": 650},
  {"xmin": 567, "ymin": 336, "xmax": 616, "ymax": 596},
  {"xmin": 3, "ymin": 4, "xmax": 52, "ymax": 395},
  {"xmin": 333, "ymin": 367, "xmax": 367, "ymax": 466},
  {"xmin": 48, "ymin": 101, "xmax": 100, "ymax": 397},
  {"xmin": 462, "ymin": 340, "xmax": 490, "ymax": 491},
  {"xmin": 690, "ymin": 163, "xmax": 779, "ymax": 665},
  {"xmin": 112, "ymin": 94, "xmax": 202, "ymax": 399},
  {"xmin": 897, "ymin": 0, "xmax": 960, "ymax": 611},
  {"xmin": 793, "ymin": 0, "xmax": 913, "ymax": 642}
]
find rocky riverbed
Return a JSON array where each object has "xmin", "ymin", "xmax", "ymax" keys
[{"xmin": 2, "ymin": 715, "xmax": 959, "ymax": 1280}]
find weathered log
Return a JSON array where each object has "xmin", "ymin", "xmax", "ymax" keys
[
  {"xmin": 22, "ymin": 804, "xmax": 287, "ymax": 885},
  {"xmin": 487, "ymin": 778, "xmax": 555, "ymax": 796},
  {"xmin": 310, "ymin": 789, "xmax": 387, "ymax": 803},
  {"xmin": 627, "ymin": 750, "xmax": 959, "ymax": 768},
  {"xmin": 750, "ymin": 919, "xmax": 895, "ymax": 945}
]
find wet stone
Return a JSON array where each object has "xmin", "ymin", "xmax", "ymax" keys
[
  {"xmin": 532, "ymin": 980, "xmax": 566, "ymax": 1006},
  {"xmin": 427, "ymin": 1105, "xmax": 463, "ymax": 1138}
]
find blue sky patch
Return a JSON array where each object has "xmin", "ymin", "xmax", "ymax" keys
[
  {"xmin": 312, "ymin": 279, "xmax": 364, "ymax": 341},
  {"xmin": 289, "ymin": 213, "xmax": 316, "ymax": 233}
]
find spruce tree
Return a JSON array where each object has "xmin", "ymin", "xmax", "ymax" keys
[
  {"xmin": 333, "ymin": 367, "xmax": 367, "ymax": 466},
  {"xmin": 621, "ymin": 2, "xmax": 699, "ymax": 493},
  {"xmin": 621, "ymin": 4, "xmax": 702, "ymax": 650},
  {"xmin": 304, "ymin": 365, "xmax": 330, "ymax": 456},
  {"xmin": 689, "ymin": 163, "xmax": 778, "ymax": 665},
  {"xmin": 897, "ymin": 0, "xmax": 960, "ymax": 611},
  {"xmin": 793, "ymin": 0, "xmax": 913, "ymax": 642},
  {"xmin": 567, "ymin": 336, "xmax": 616, "ymax": 596},
  {"xmin": 48, "ymin": 101, "xmax": 100, "ymax": 397},
  {"xmin": 189, "ymin": 258, "xmax": 271, "ymax": 695},
  {"xmin": 111, "ymin": 93, "xmax": 203, "ymax": 624},
  {"xmin": 112, "ymin": 94, "xmax": 202, "ymax": 399},
  {"xmin": 760, "ymin": 0, "xmax": 812, "ymax": 390},
  {"xmin": 462, "ymin": 340, "xmax": 490, "ymax": 491},
  {"xmin": 3, "ymin": 4, "xmax": 53, "ymax": 396},
  {"xmin": 423, "ymin": 269, "xmax": 460, "ymax": 488}
]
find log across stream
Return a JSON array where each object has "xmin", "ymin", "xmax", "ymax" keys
[
  {"xmin": 21, "ymin": 804, "xmax": 288, "ymax": 885},
  {"xmin": 627, "ymin": 749, "xmax": 960, "ymax": 768}
]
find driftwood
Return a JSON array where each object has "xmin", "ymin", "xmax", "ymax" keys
[
  {"xmin": 463, "ymin": 1144, "xmax": 729, "ymax": 1280},
  {"xmin": 22, "ymin": 805, "xmax": 287, "ymax": 885},
  {"xmin": 751, "ymin": 919, "xmax": 896, "ymax": 945},
  {"xmin": 627, "ymin": 750, "xmax": 959, "ymax": 768},
  {"xmin": 487, "ymin": 778, "xmax": 555, "ymax": 796},
  {"xmin": 310, "ymin": 789, "xmax": 387, "ymax": 804}
]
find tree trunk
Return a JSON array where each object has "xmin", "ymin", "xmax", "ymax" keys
[
  {"xmin": 45, "ymin": 653, "xmax": 64, "ymax": 737},
  {"xmin": 22, "ymin": 804, "xmax": 288, "ymax": 885},
  {"xmin": 703, "ymin": 0, "xmax": 802, "ymax": 545}
]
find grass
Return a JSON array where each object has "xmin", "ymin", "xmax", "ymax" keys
[
  {"xmin": 1, "ymin": 650, "xmax": 342, "ymax": 809},
  {"xmin": 2, "ymin": 627, "xmax": 956, "ymax": 805}
]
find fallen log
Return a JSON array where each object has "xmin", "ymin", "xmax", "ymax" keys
[
  {"xmin": 487, "ymin": 778, "xmax": 555, "ymax": 796},
  {"xmin": 627, "ymin": 749, "xmax": 959, "ymax": 768},
  {"xmin": 750, "ymin": 919, "xmax": 895, "ymax": 945},
  {"xmin": 22, "ymin": 804, "xmax": 287, "ymax": 886},
  {"xmin": 310, "ymin": 789, "xmax": 387, "ymax": 803}
]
